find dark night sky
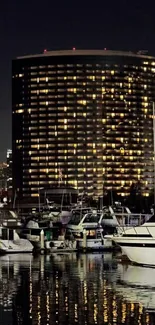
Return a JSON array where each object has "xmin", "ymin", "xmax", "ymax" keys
[{"xmin": 0, "ymin": 0, "xmax": 155, "ymax": 160}]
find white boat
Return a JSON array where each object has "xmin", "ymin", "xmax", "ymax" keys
[
  {"xmin": 111, "ymin": 214, "xmax": 155, "ymax": 266},
  {"xmin": 21, "ymin": 218, "xmax": 52, "ymax": 248},
  {"xmin": 75, "ymin": 227, "xmax": 112, "ymax": 250},
  {"xmin": 66, "ymin": 208, "xmax": 99, "ymax": 231},
  {"xmin": 66, "ymin": 210, "xmax": 112, "ymax": 250},
  {"xmin": 66, "ymin": 206, "xmax": 147, "ymax": 250},
  {"xmin": 22, "ymin": 218, "xmax": 77, "ymax": 252},
  {"xmin": 0, "ymin": 227, "xmax": 33, "ymax": 254}
]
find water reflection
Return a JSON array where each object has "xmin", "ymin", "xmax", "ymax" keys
[
  {"xmin": 108, "ymin": 262, "xmax": 155, "ymax": 312},
  {"xmin": 0, "ymin": 252, "xmax": 154, "ymax": 324}
]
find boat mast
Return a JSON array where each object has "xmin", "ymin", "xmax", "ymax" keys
[{"xmin": 153, "ymin": 102, "xmax": 155, "ymax": 207}]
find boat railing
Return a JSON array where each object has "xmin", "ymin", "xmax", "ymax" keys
[
  {"xmin": 115, "ymin": 213, "xmax": 152, "ymax": 226},
  {"xmin": 116, "ymin": 224, "xmax": 153, "ymax": 237},
  {"xmin": 115, "ymin": 213, "xmax": 153, "ymax": 234}
]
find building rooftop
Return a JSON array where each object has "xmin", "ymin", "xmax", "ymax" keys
[{"xmin": 16, "ymin": 49, "xmax": 155, "ymax": 60}]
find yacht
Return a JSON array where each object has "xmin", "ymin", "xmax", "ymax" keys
[
  {"xmin": 111, "ymin": 213, "xmax": 155, "ymax": 266},
  {"xmin": 66, "ymin": 209, "xmax": 112, "ymax": 250},
  {"xmin": 0, "ymin": 227, "xmax": 33, "ymax": 254},
  {"xmin": 66, "ymin": 207, "xmax": 98, "ymax": 231},
  {"xmin": 66, "ymin": 205, "xmax": 148, "ymax": 250}
]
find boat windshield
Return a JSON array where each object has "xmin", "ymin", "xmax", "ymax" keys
[
  {"xmin": 83, "ymin": 213, "xmax": 101, "ymax": 223},
  {"xmin": 68, "ymin": 212, "xmax": 82, "ymax": 225},
  {"xmin": 68, "ymin": 208, "xmax": 93, "ymax": 225}
]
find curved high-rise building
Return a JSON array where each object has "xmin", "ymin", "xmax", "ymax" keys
[{"xmin": 12, "ymin": 50, "xmax": 155, "ymax": 199}]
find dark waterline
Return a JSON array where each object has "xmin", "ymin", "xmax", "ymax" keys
[{"xmin": 0, "ymin": 252, "xmax": 154, "ymax": 325}]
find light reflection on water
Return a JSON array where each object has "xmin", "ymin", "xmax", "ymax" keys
[{"xmin": 0, "ymin": 252, "xmax": 154, "ymax": 324}]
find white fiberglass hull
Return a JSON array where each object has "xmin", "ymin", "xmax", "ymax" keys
[
  {"xmin": 45, "ymin": 239, "xmax": 77, "ymax": 252},
  {"xmin": 113, "ymin": 237, "xmax": 155, "ymax": 266},
  {"xmin": 77, "ymin": 237, "xmax": 113, "ymax": 250},
  {"xmin": 0, "ymin": 239, "xmax": 33, "ymax": 254}
]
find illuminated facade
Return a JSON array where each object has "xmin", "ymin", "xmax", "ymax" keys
[{"xmin": 12, "ymin": 50, "xmax": 155, "ymax": 199}]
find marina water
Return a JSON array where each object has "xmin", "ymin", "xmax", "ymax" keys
[{"xmin": 0, "ymin": 252, "xmax": 154, "ymax": 325}]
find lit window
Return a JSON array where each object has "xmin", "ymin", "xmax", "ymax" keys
[{"xmin": 16, "ymin": 109, "xmax": 23, "ymax": 113}]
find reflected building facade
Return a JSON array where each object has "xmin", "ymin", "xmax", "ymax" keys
[
  {"xmin": 10, "ymin": 254, "xmax": 154, "ymax": 325},
  {"xmin": 12, "ymin": 50, "xmax": 155, "ymax": 199}
]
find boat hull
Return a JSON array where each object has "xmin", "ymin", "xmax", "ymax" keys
[
  {"xmin": 113, "ymin": 237, "xmax": 155, "ymax": 266},
  {"xmin": 0, "ymin": 239, "xmax": 33, "ymax": 254},
  {"xmin": 77, "ymin": 237, "xmax": 113, "ymax": 250}
]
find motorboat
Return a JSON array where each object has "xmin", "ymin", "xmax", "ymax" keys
[
  {"xmin": 21, "ymin": 218, "xmax": 77, "ymax": 252},
  {"xmin": 0, "ymin": 227, "xmax": 33, "ymax": 254},
  {"xmin": 66, "ymin": 208, "xmax": 99, "ymax": 232},
  {"xmin": 66, "ymin": 206, "xmax": 149, "ymax": 251},
  {"xmin": 111, "ymin": 214, "xmax": 155, "ymax": 266},
  {"xmin": 66, "ymin": 210, "xmax": 112, "ymax": 250}
]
